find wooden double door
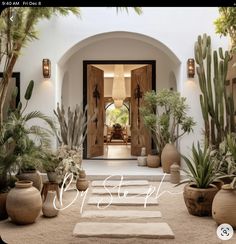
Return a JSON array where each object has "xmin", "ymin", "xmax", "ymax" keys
[{"xmin": 86, "ymin": 63, "xmax": 153, "ymax": 158}]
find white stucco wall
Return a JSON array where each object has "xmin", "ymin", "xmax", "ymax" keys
[
  {"xmin": 10, "ymin": 7, "xmax": 228, "ymax": 158},
  {"xmin": 63, "ymin": 37, "xmax": 175, "ymax": 108}
]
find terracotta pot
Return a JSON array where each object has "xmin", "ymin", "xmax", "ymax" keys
[
  {"xmin": 17, "ymin": 170, "xmax": 42, "ymax": 191},
  {"xmin": 47, "ymin": 172, "xmax": 58, "ymax": 183},
  {"xmin": 183, "ymin": 183, "xmax": 218, "ymax": 216},
  {"xmin": 6, "ymin": 180, "xmax": 42, "ymax": 224},
  {"xmin": 147, "ymin": 154, "xmax": 160, "ymax": 168},
  {"xmin": 42, "ymin": 191, "xmax": 59, "ymax": 218},
  {"xmin": 79, "ymin": 170, "xmax": 86, "ymax": 178},
  {"xmin": 76, "ymin": 170, "xmax": 89, "ymax": 191},
  {"xmin": 0, "ymin": 192, "xmax": 8, "ymax": 220},
  {"xmin": 161, "ymin": 143, "xmax": 180, "ymax": 173},
  {"xmin": 76, "ymin": 179, "xmax": 89, "ymax": 191},
  {"xmin": 212, "ymin": 180, "xmax": 224, "ymax": 191},
  {"xmin": 212, "ymin": 184, "xmax": 236, "ymax": 229}
]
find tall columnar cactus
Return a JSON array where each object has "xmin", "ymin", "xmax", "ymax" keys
[{"xmin": 195, "ymin": 33, "xmax": 235, "ymax": 147}]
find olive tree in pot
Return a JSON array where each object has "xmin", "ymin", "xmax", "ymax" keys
[
  {"xmin": 140, "ymin": 89, "xmax": 196, "ymax": 172},
  {"xmin": 179, "ymin": 142, "xmax": 220, "ymax": 216}
]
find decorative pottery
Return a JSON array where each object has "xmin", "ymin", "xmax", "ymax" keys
[
  {"xmin": 76, "ymin": 170, "xmax": 89, "ymax": 191},
  {"xmin": 141, "ymin": 147, "xmax": 146, "ymax": 156},
  {"xmin": 42, "ymin": 191, "xmax": 59, "ymax": 218},
  {"xmin": 183, "ymin": 182, "xmax": 218, "ymax": 216},
  {"xmin": 161, "ymin": 143, "xmax": 180, "ymax": 173},
  {"xmin": 212, "ymin": 184, "xmax": 236, "ymax": 229},
  {"xmin": 17, "ymin": 170, "xmax": 42, "ymax": 191},
  {"xmin": 0, "ymin": 192, "xmax": 8, "ymax": 220},
  {"xmin": 212, "ymin": 180, "xmax": 224, "ymax": 191},
  {"xmin": 147, "ymin": 154, "xmax": 160, "ymax": 168},
  {"xmin": 137, "ymin": 156, "xmax": 147, "ymax": 166},
  {"xmin": 79, "ymin": 170, "xmax": 86, "ymax": 178},
  {"xmin": 6, "ymin": 180, "xmax": 42, "ymax": 224},
  {"xmin": 170, "ymin": 163, "xmax": 180, "ymax": 184},
  {"xmin": 47, "ymin": 172, "xmax": 58, "ymax": 183}
]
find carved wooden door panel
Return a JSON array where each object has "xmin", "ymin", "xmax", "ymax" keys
[
  {"xmin": 87, "ymin": 65, "xmax": 104, "ymax": 158},
  {"xmin": 131, "ymin": 65, "xmax": 152, "ymax": 156}
]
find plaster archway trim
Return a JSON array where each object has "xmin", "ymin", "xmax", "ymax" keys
[{"xmin": 58, "ymin": 31, "xmax": 181, "ymax": 67}]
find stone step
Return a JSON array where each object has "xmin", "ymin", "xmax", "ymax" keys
[
  {"xmin": 92, "ymin": 187, "xmax": 154, "ymax": 195},
  {"xmin": 87, "ymin": 196, "xmax": 158, "ymax": 206},
  {"xmin": 91, "ymin": 180, "xmax": 149, "ymax": 187},
  {"xmin": 73, "ymin": 222, "xmax": 174, "ymax": 239},
  {"xmin": 81, "ymin": 210, "xmax": 162, "ymax": 219}
]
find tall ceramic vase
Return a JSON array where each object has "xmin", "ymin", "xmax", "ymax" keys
[
  {"xmin": 212, "ymin": 184, "xmax": 236, "ymax": 229},
  {"xmin": 161, "ymin": 143, "xmax": 180, "ymax": 173},
  {"xmin": 42, "ymin": 191, "xmax": 59, "ymax": 218},
  {"xmin": 6, "ymin": 180, "xmax": 42, "ymax": 224}
]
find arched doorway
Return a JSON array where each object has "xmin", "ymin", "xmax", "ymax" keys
[{"xmin": 57, "ymin": 31, "xmax": 181, "ymax": 159}]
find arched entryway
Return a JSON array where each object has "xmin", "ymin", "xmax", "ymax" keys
[{"xmin": 57, "ymin": 31, "xmax": 181, "ymax": 159}]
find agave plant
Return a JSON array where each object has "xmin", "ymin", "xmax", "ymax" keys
[
  {"xmin": 181, "ymin": 142, "xmax": 219, "ymax": 188},
  {"xmin": 54, "ymin": 103, "xmax": 96, "ymax": 150}
]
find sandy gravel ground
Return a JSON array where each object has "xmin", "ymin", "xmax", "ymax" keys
[{"xmin": 0, "ymin": 182, "xmax": 235, "ymax": 244}]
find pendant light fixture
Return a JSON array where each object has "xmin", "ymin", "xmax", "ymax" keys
[{"xmin": 112, "ymin": 65, "xmax": 126, "ymax": 108}]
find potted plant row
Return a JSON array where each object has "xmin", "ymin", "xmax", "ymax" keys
[{"xmin": 0, "ymin": 80, "xmax": 55, "ymax": 224}]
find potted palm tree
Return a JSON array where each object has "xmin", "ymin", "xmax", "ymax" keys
[
  {"xmin": 180, "ymin": 142, "xmax": 219, "ymax": 216},
  {"xmin": 5, "ymin": 80, "xmax": 55, "ymax": 191}
]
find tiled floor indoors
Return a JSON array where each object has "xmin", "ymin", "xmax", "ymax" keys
[{"xmin": 93, "ymin": 144, "xmax": 136, "ymax": 159}]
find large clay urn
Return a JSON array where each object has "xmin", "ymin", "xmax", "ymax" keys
[
  {"xmin": 0, "ymin": 192, "xmax": 8, "ymax": 220},
  {"xmin": 6, "ymin": 180, "xmax": 42, "ymax": 224},
  {"xmin": 183, "ymin": 183, "xmax": 218, "ymax": 216},
  {"xmin": 212, "ymin": 184, "xmax": 236, "ymax": 229},
  {"xmin": 161, "ymin": 143, "xmax": 180, "ymax": 173},
  {"xmin": 17, "ymin": 170, "xmax": 42, "ymax": 191}
]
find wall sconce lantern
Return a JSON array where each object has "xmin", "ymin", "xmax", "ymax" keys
[
  {"xmin": 42, "ymin": 59, "xmax": 51, "ymax": 78},
  {"xmin": 187, "ymin": 58, "xmax": 195, "ymax": 78}
]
